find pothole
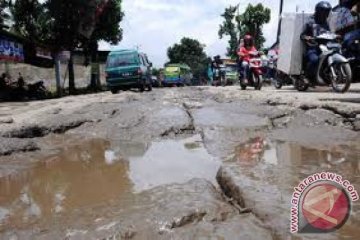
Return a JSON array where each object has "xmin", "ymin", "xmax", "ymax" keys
[
  {"xmin": 0, "ymin": 135, "xmax": 221, "ymax": 234},
  {"xmin": 217, "ymin": 137, "xmax": 360, "ymax": 239}
]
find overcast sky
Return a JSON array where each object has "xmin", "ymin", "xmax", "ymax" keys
[{"xmin": 99, "ymin": 0, "xmax": 338, "ymax": 67}]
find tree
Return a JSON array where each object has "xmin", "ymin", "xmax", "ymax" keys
[
  {"xmin": 11, "ymin": 0, "xmax": 124, "ymax": 94},
  {"xmin": 219, "ymin": 4, "xmax": 271, "ymax": 58},
  {"xmin": 239, "ymin": 4, "xmax": 271, "ymax": 49},
  {"xmin": 151, "ymin": 68, "xmax": 160, "ymax": 76},
  {"xmin": 167, "ymin": 37, "xmax": 208, "ymax": 78},
  {"xmin": 218, "ymin": 6, "xmax": 239, "ymax": 59},
  {"xmin": 84, "ymin": 0, "xmax": 124, "ymax": 89},
  {"xmin": 11, "ymin": 1, "xmax": 50, "ymax": 41}
]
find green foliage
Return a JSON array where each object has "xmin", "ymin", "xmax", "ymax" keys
[
  {"xmin": 11, "ymin": 0, "xmax": 124, "ymax": 51},
  {"xmin": 167, "ymin": 37, "xmax": 208, "ymax": 78},
  {"xmin": 12, "ymin": 1, "xmax": 53, "ymax": 42},
  {"xmin": 92, "ymin": 0, "xmax": 124, "ymax": 44},
  {"xmin": 11, "ymin": 0, "xmax": 124, "ymax": 92},
  {"xmin": 218, "ymin": 6, "xmax": 238, "ymax": 59},
  {"xmin": 219, "ymin": 3, "xmax": 271, "ymax": 58},
  {"xmin": 239, "ymin": 4, "xmax": 271, "ymax": 49},
  {"xmin": 152, "ymin": 68, "xmax": 161, "ymax": 76}
]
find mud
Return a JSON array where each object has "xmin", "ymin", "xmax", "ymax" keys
[
  {"xmin": 0, "ymin": 139, "xmax": 133, "ymax": 234},
  {"xmin": 217, "ymin": 139, "xmax": 360, "ymax": 239},
  {"xmin": 0, "ymin": 86, "xmax": 359, "ymax": 239},
  {"xmin": 0, "ymin": 136, "xmax": 230, "ymax": 239}
]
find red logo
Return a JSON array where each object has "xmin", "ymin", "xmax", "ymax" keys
[{"xmin": 301, "ymin": 183, "xmax": 350, "ymax": 232}]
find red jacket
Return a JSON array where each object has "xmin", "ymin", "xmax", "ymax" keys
[{"xmin": 237, "ymin": 46, "xmax": 257, "ymax": 62}]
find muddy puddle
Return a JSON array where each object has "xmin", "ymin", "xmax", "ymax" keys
[
  {"xmin": 231, "ymin": 138, "xmax": 359, "ymax": 185},
  {"xmin": 0, "ymin": 135, "xmax": 219, "ymax": 236},
  {"xmin": 227, "ymin": 137, "xmax": 360, "ymax": 238},
  {"xmin": 127, "ymin": 135, "xmax": 220, "ymax": 192}
]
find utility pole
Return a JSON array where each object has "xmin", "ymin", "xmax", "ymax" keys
[
  {"xmin": 55, "ymin": 54, "xmax": 62, "ymax": 97},
  {"xmin": 276, "ymin": 0, "xmax": 284, "ymax": 43}
]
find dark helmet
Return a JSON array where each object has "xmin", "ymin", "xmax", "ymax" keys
[
  {"xmin": 315, "ymin": 1, "xmax": 332, "ymax": 24},
  {"xmin": 244, "ymin": 35, "xmax": 254, "ymax": 48}
]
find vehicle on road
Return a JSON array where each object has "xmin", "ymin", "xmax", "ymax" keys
[
  {"xmin": 151, "ymin": 75, "xmax": 162, "ymax": 88},
  {"xmin": 105, "ymin": 49, "xmax": 153, "ymax": 94},
  {"xmin": 163, "ymin": 64, "xmax": 192, "ymax": 87},
  {"xmin": 343, "ymin": 38, "xmax": 360, "ymax": 83},
  {"xmin": 295, "ymin": 32, "xmax": 352, "ymax": 93},
  {"xmin": 272, "ymin": 70, "xmax": 293, "ymax": 89},
  {"xmin": 212, "ymin": 64, "xmax": 226, "ymax": 87},
  {"xmin": 239, "ymin": 51, "xmax": 264, "ymax": 90},
  {"xmin": 329, "ymin": 0, "xmax": 360, "ymax": 83},
  {"xmin": 223, "ymin": 59, "xmax": 239, "ymax": 86},
  {"xmin": 278, "ymin": 13, "xmax": 352, "ymax": 93},
  {"xmin": 263, "ymin": 49, "xmax": 281, "ymax": 88}
]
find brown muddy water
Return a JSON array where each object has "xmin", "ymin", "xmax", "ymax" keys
[
  {"xmin": 232, "ymin": 138, "xmax": 359, "ymax": 187},
  {"xmin": 0, "ymin": 135, "xmax": 220, "ymax": 235},
  {"xmin": 0, "ymin": 134, "xmax": 359, "ymax": 239},
  {"xmin": 229, "ymin": 137, "xmax": 360, "ymax": 239}
]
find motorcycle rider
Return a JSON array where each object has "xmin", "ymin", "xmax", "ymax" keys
[
  {"xmin": 211, "ymin": 55, "xmax": 223, "ymax": 71},
  {"xmin": 207, "ymin": 57, "xmax": 214, "ymax": 85},
  {"xmin": 301, "ymin": 1, "xmax": 332, "ymax": 83},
  {"xmin": 336, "ymin": 0, "xmax": 360, "ymax": 51},
  {"xmin": 211, "ymin": 55, "xmax": 224, "ymax": 85},
  {"xmin": 237, "ymin": 35, "xmax": 257, "ymax": 83},
  {"xmin": 267, "ymin": 48, "xmax": 278, "ymax": 80}
]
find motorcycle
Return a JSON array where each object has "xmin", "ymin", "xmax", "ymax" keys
[
  {"xmin": 240, "ymin": 51, "xmax": 263, "ymax": 90},
  {"xmin": 293, "ymin": 32, "xmax": 352, "ymax": 93},
  {"xmin": 343, "ymin": 38, "xmax": 360, "ymax": 83},
  {"xmin": 213, "ymin": 65, "xmax": 226, "ymax": 87},
  {"xmin": 27, "ymin": 81, "xmax": 47, "ymax": 100},
  {"xmin": 266, "ymin": 55, "xmax": 281, "ymax": 89},
  {"xmin": 272, "ymin": 70, "xmax": 293, "ymax": 89}
]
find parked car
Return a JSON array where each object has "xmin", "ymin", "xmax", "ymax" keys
[{"xmin": 105, "ymin": 49, "xmax": 153, "ymax": 94}]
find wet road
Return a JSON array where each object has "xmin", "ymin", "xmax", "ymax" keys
[{"xmin": 0, "ymin": 86, "xmax": 359, "ymax": 239}]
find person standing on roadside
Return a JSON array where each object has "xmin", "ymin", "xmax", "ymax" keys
[{"xmin": 207, "ymin": 58, "xmax": 213, "ymax": 86}]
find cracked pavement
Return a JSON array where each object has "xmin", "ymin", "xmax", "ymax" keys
[{"xmin": 0, "ymin": 85, "xmax": 359, "ymax": 239}]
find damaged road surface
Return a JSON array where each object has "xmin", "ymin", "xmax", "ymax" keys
[{"xmin": 0, "ymin": 86, "xmax": 359, "ymax": 239}]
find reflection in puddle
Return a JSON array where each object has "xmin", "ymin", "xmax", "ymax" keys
[
  {"xmin": 0, "ymin": 135, "xmax": 219, "ymax": 234},
  {"xmin": 232, "ymin": 138, "xmax": 360, "ymax": 238},
  {"xmin": 128, "ymin": 135, "xmax": 220, "ymax": 192},
  {"xmin": 233, "ymin": 138, "xmax": 360, "ymax": 192},
  {"xmin": 233, "ymin": 138, "xmax": 360, "ymax": 182},
  {"xmin": 0, "ymin": 208, "xmax": 9, "ymax": 223},
  {"xmin": 0, "ymin": 139, "xmax": 132, "ymax": 232},
  {"xmin": 104, "ymin": 150, "xmax": 118, "ymax": 165}
]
